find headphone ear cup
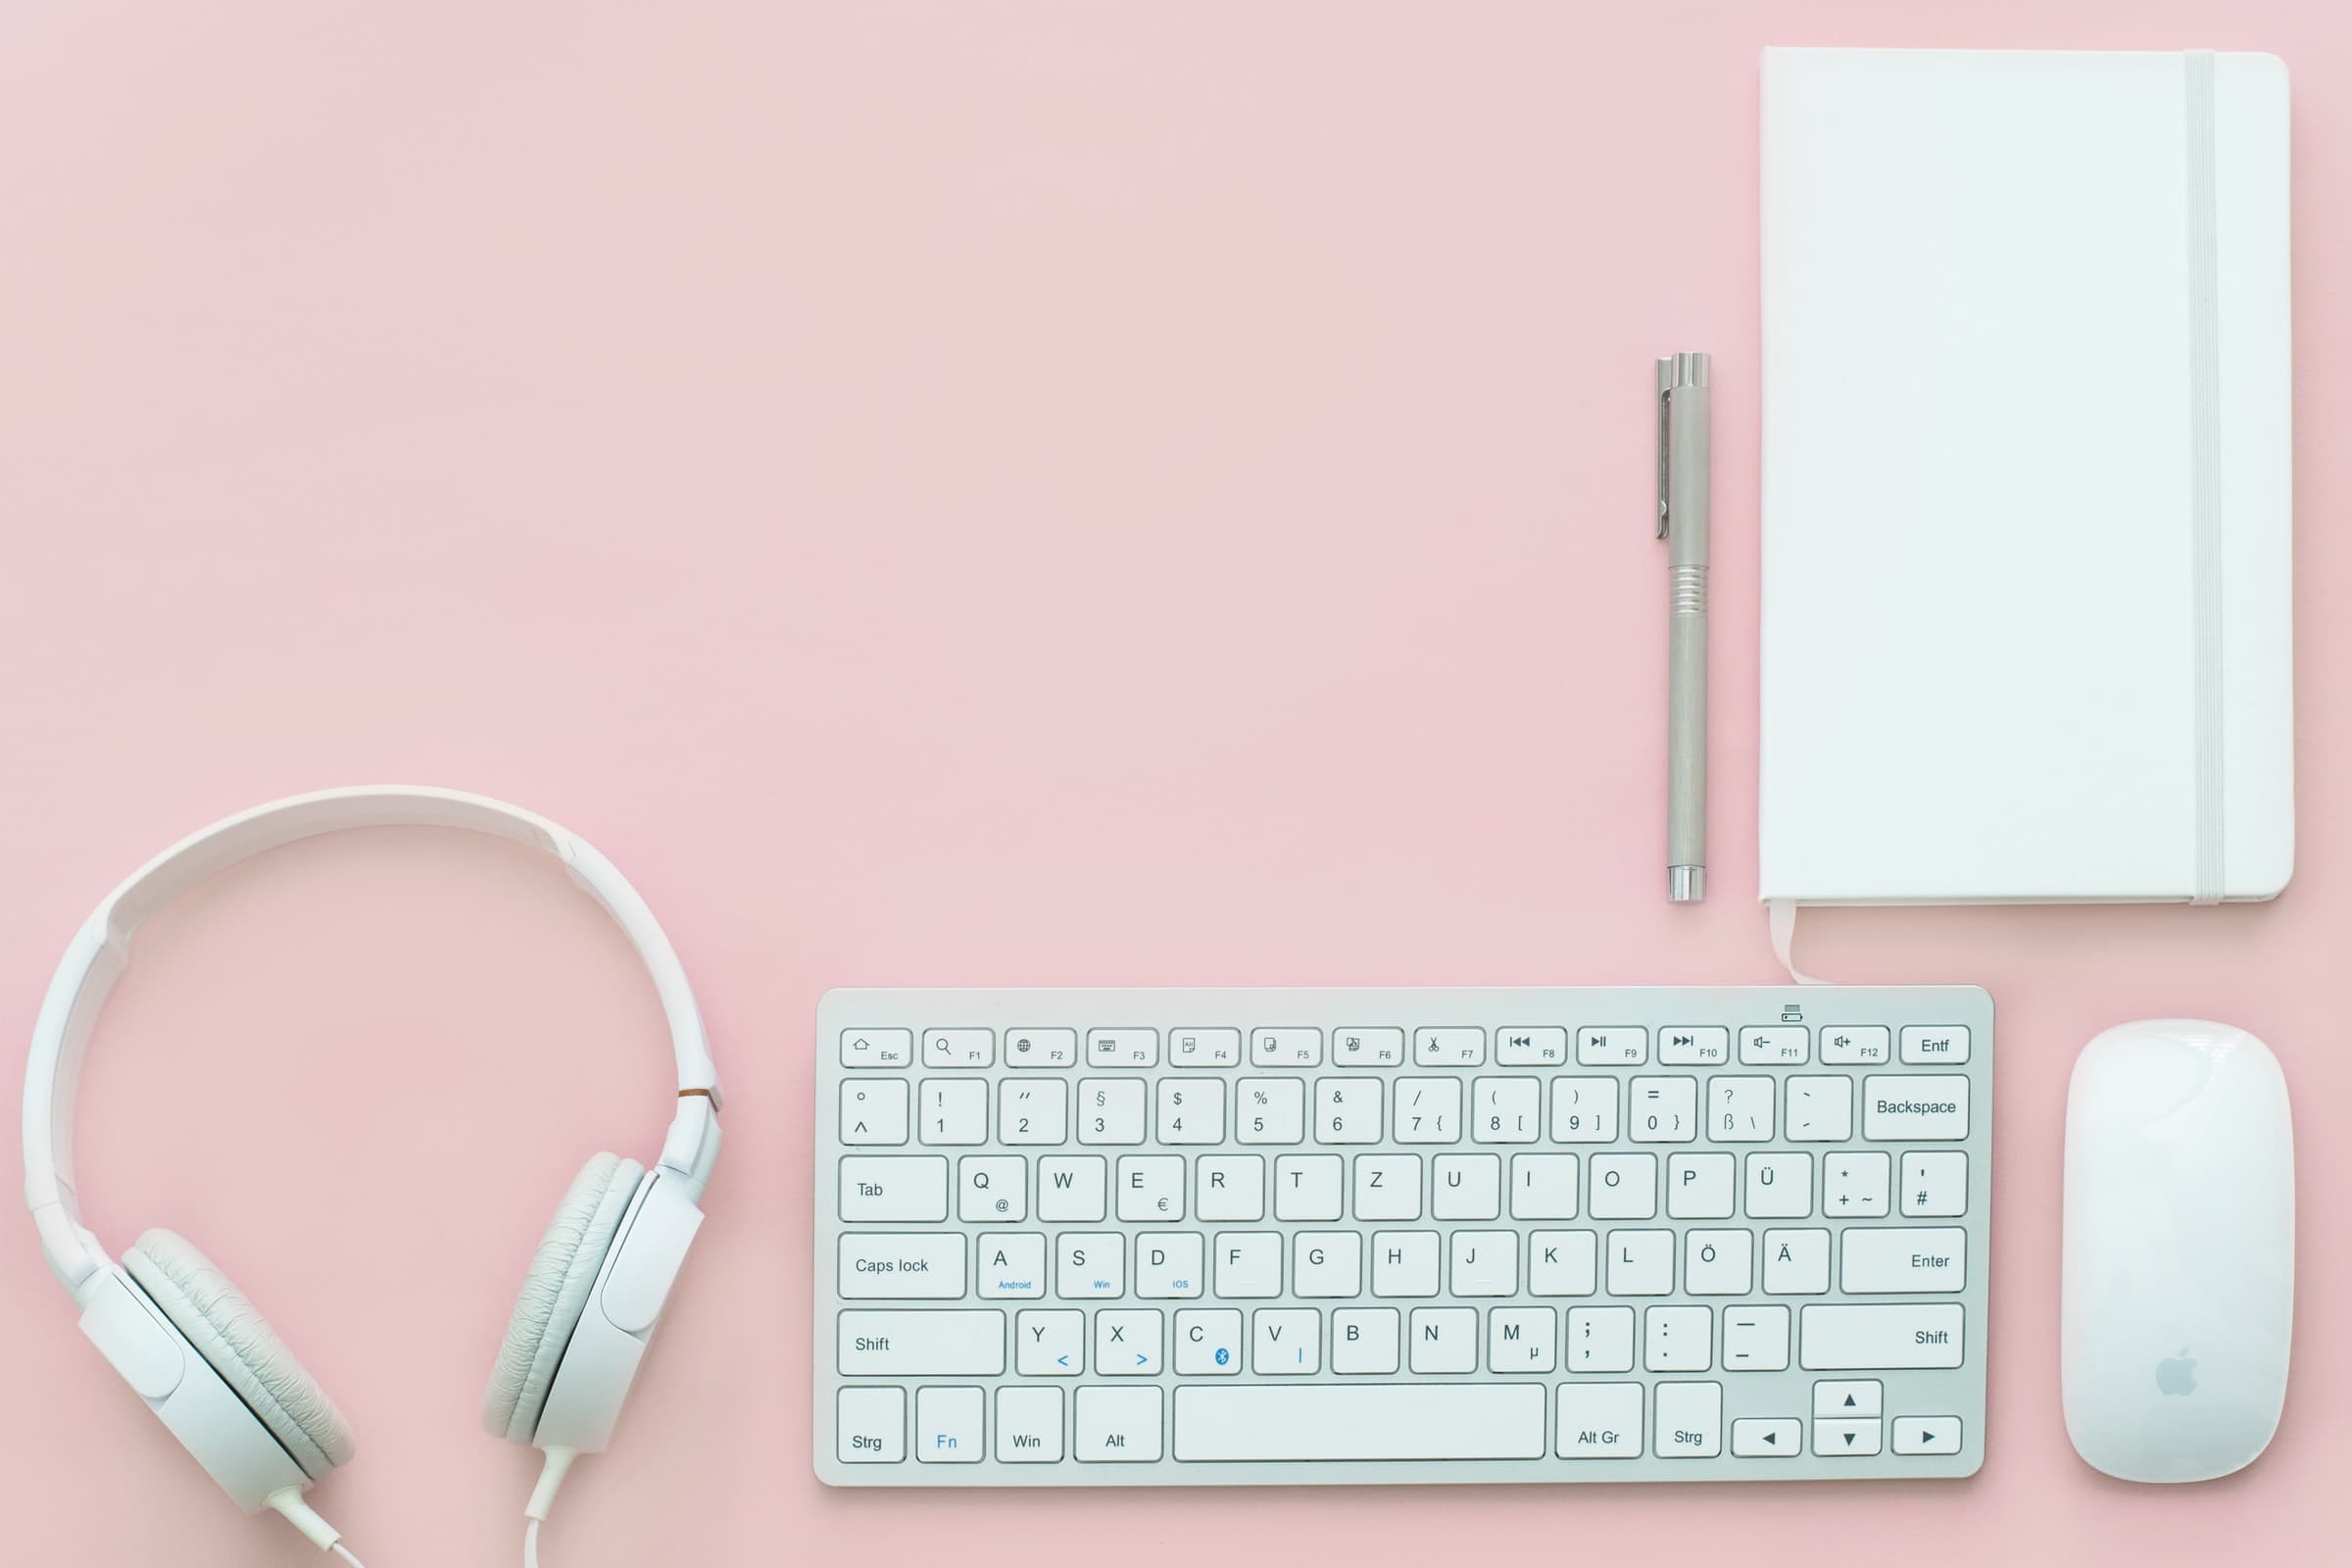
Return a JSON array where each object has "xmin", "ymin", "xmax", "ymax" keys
[
  {"xmin": 122, "ymin": 1230, "xmax": 356, "ymax": 1480},
  {"xmin": 483, "ymin": 1152, "xmax": 645, "ymax": 1444}
]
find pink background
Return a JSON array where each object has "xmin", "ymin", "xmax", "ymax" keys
[{"xmin": 1, "ymin": 3, "xmax": 2342, "ymax": 1563}]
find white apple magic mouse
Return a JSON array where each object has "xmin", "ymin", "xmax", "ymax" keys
[{"xmin": 2062, "ymin": 1019, "xmax": 2293, "ymax": 1482}]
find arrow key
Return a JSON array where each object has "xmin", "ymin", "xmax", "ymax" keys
[
  {"xmin": 1811, "ymin": 1378, "xmax": 1883, "ymax": 1418},
  {"xmin": 1813, "ymin": 1417, "xmax": 1884, "ymax": 1456},
  {"xmin": 1731, "ymin": 1417, "xmax": 1802, "ymax": 1457},
  {"xmin": 1891, "ymin": 1415, "xmax": 1964, "ymax": 1456}
]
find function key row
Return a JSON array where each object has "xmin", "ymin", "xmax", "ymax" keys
[{"xmin": 840, "ymin": 1025, "xmax": 1972, "ymax": 1071}]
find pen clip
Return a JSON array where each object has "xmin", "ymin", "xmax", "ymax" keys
[{"xmin": 1654, "ymin": 358, "xmax": 1675, "ymax": 539}]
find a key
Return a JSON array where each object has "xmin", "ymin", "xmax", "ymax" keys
[
  {"xmin": 1433, "ymin": 1153, "xmax": 1501, "ymax": 1220},
  {"xmin": 1054, "ymin": 1233, "xmax": 1125, "ymax": 1299},
  {"xmin": 1097, "ymin": 1308, "xmax": 1164, "ymax": 1375},
  {"xmin": 1415, "ymin": 1027, "xmax": 1485, "ymax": 1066},
  {"xmin": 1075, "ymin": 1386, "xmax": 1164, "ymax": 1461},
  {"xmin": 1840, "ymin": 1227, "xmax": 1967, "ymax": 1293},
  {"xmin": 1762, "ymin": 1228, "xmax": 1831, "ymax": 1295},
  {"xmin": 1004, "ymin": 1028, "xmax": 1077, "ymax": 1067},
  {"xmin": 1352, "ymin": 1152, "xmax": 1423, "ymax": 1220},
  {"xmin": 1814, "ymin": 1379, "xmax": 1883, "ymax": 1417},
  {"xmin": 1739, "ymin": 1026, "xmax": 1808, "ymax": 1065},
  {"xmin": 1174, "ymin": 1307, "xmax": 1243, "ymax": 1374},
  {"xmin": 1395, "ymin": 1078, "xmax": 1461, "ymax": 1144},
  {"xmin": 1784, "ymin": 1076, "xmax": 1853, "ymax": 1142},
  {"xmin": 1250, "ymin": 1027, "xmax": 1321, "ymax": 1066},
  {"xmin": 1471, "ymin": 1077, "xmax": 1543, "ymax": 1144},
  {"xmin": 1732, "ymin": 1417, "xmax": 1802, "ymax": 1456},
  {"xmin": 914, "ymin": 1387, "xmax": 984, "ymax": 1463},
  {"xmin": 1177, "ymin": 1385, "xmax": 1546, "ymax": 1462},
  {"xmin": 1076, "ymin": 1079, "xmax": 1146, "ymax": 1145},
  {"xmin": 1235, "ymin": 1077, "xmax": 1305, "ymax": 1144},
  {"xmin": 1315, "ymin": 1078, "xmax": 1385, "ymax": 1144},
  {"xmin": 1170, "ymin": 1029, "xmax": 1242, "ymax": 1067},
  {"xmin": 1196, "ymin": 1153, "xmax": 1265, "ymax": 1221},
  {"xmin": 1682, "ymin": 1229, "xmax": 1752, "ymax": 1295},
  {"xmin": 1037, "ymin": 1155, "xmax": 1106, "ymax": 1222},
  {"xmin": 1707, "ymin": 1076, "xmax": 1775, "ymax": 1143},
  {"xmin": 1743, "ymin": 1152, "xmax": 1813, "ymax": 1218},
  {"xmin": 1900, "ymin": 1151, "xmax": 1969, "ymax": 1217},
  {"xmin": 1577, "ymin": 1026, "xmax": 1647, "ymax": 1066},
  {"xmin": 838, "ymin": 1233, "xmax": 966, "ymax": 1299},
  {"xmin": 1496, "ymin": 1026, "xmax": 1568, "ymax": 1065},
  {"xmin": 1448, "ymin": 1231, "xmax": 1517, "ymax": 1297},
  {"xmin": 1653, "ymin": 1381, "xmax": 1723, "ymax": 1457},
  {"xmin": 1086, "ymin": 1028, "xmax": 1158, "ymax": 1068},
  {"xmin": 1293, "ymin": 1233, "xmax": 1363, "ymax": 1297},
  {"xmin": 1370, "ymin": 1230, "xmax": 1440, "ymax": 1297},
  {"xmin": 1489, "ymin": 1306, "xmax": 1558, "ymax": 1372},
  {"xmin": 1666, "ymin": 1152, "xmax": 1736, "ymax": 1218},
  {"xmin": 1331, "ymin": 1028, "xmax": 1405, "ymax": 1067},
  {"xmin": 1659, "ymin": 1027, "xmax": 1731, "ymax": 1065},
  {"xmin": 1116, "ymin": 1154, "xmax": 1185, "ymax": 1221},
  {"xmin": 1253, "ymin": 1308, "xmax": 1322, "ymax": 1374},
  {"xmin": 996, "ymin": 1387, "xmax": 1063, "ymax": 1462},
  {"xmin": 839, "ymin": 1155, "xmax": 949, "ymax": 1222},
  {"xmin": 1273, "ymin": 1154, "xmax": 1345, "ymax": 1221},
  {"xmin": 1606, "ymin": 1228, "xmax": 1674, "ymax": 1296},
  {"xmin": 1528, "ymin": 1230, "xmax": 1596, "ymax": 1297},
  {"xmin": 957, "ymin": 1154, "xmax": 1026, "ymax": 1222},
  {"xmin": 840, "ymin": 1029, "xmax": 913, "ymax": 1069},
  {"xmin": 1824, "ymin": 1152, "xmax": 1890, "ymax": 1216},
  {"xmin": 1722, "ymin": 1304, "xmax": 1790, "ymax": 1371},
  {"xmin": 922, "ymin": 1028, "xmax": 994, "ymax": 1068},
  {"xmin": 1630, "ymin": 1076, "xmax": 1698, "ymax": 1143},
  {"xmin": 1331, "ymin": 1307, "xmax": 1400, "ymax": 1373},
  {"xmin": 1820, "ymin": 1026, "xmax": 1891, "ymax": 1065},
  {"xmin": 1798, "ymin": 1303, "xmax": 1964, "ymax": 1369},
  {"xmin": 836, "ymin": 1309, "xmax": 1005, "ymax": 1375},
  {"xmin": 1864, "ymin": 1074, "xmax": 1970, "ymax": 1139},
  {"xmin": 1134, "ymin": 1233, "xmax": 1204, "ymax": 1298},
  {"xmin": 840, "ymin": 1079, "xmax": 909, "ymax": 1146},
  {"xmin": 1564, "ymin": 1305, "xmax": 1636, "ymax": 1373},
  {"xmin": 1407, "ymin": 1306, "xmax": 1478, "ymax": 1372},
  {"xmin": 1156, "ymin": 1079, "xmax": 1225, "ymax": 1144},
  {"xmin": 1556, "ymin": 1383, "xmax": 1642, "ymax": 1458},
  {"xmin": 1015, "ymin": 1308, "xmax": 1085, "ymax": 1375},
  {"xmin": 836, "ymin": 1387, "xmax": 905, "ymax": 1462},
  {"xmin": 1510, "ymin": 1153, "xmax": 1579, "ymax": 1219},
  {"xmin": 1899, "ymin": 1026, "xmax": 1971, "ymax": 1065},
  {"xmin": 1213, "ymin": 1232, "xmax": 1282, "ymax": 1298},
  {"xmin": 1643, "ymin": 1305, "xmax": 1713, "ymax": 1372},
  {"xmin": 998, "ymin": 1080, "xmax": 1066, "ymax": 1145},
  {"xmin": 1588, "ymin": 1152, "xmax": 1658, "ymax": 1220},
  {"xmin": 1549, "ymin": 1078, "xmax": 1620, "ymax": 1143},
  {"xmin": 975, "ymin": 1232, "xmax": 1047, "ymax": 1298},
  {"xmin": 917, "ymin": 1079, "xmax": 989, "ymax": 1145}
]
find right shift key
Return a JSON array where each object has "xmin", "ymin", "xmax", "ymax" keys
[
  {"xmin": 1862, "ymin": 1075, "xmax": 1969, "ymax": 1140},
  {"xmin": 1800, "ymin": 1304, "xmax": 1965, "ymax": 1369}
]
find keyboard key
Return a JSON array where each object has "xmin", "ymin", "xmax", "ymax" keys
[
  {"xmin": 1565, "ymin": 1305, "xmax": 1635, "ymax": 1372},
  {"xmin": 1170, "ymin": 1029, "xmax": 1242, "ymax": 1067},
  {"xmin": 1037, "ymin": 1155, "xmax": 1106, "ymax": 1221},
  {"xmin": 841, "ymin": 1079, "xmax": 909, "ymax": 1146},
  {"xmin": 1839, "ymin": 1227, "xmax": 1967, "ymax": 1293},
  {"xmin": 1214, "ymin": 1232, "xmax": 1282, "ymax": 1298},
  {"xmin": 1235, "ymin": 1078, "xmax": 1305, "ymax": 1144},
  {"xmin": 1253, "ymin": 1308, "xmax": 1321, "ymax": 1373},
  {"xmin": 1434, "ymin": 1153, "xmax": 1500, "ymax": 1220},
  {"xmin": 1813, "ymin": 1380, "xmax": 1882, "ymax": 1418},
  {"xmin": 1353, "ymin": 1152, "xmax": 1423, "ymax": 1220},
  {"xmin": 923, "ymin": 1029, "xmax": 994, "ymax": 1068},
  {"xmin": 1416, "ymin": 1027, "xmax": 1485, "ymax": 1066},
  {"xmin": 1448, "ymin": 1231, "xmax": 1517, "ymax": 1296},
  {"xmin": 1315, "ymin": 1078, "xmax": 1384, "ymax": 1144},
  {"xmin": 1489, "ymin": 1306, "xmax": 1558, "ymax": 1373},
  {"xmin": 1251, "ymin": 1027, "xmax": 1322, "ymax": 1066},
  {"xmin": 958, "ymin": 1155, "xmax": 1025, "ymax": 1223},
  {"xmin": 1798, "ymin": 1304, "xmax": 1964, "ymax": 1369},
  {"xmin": 839, "ymin": 1156, "xmax": 950, "ymax": 1222},
  {"xmin": 1643, "ymin": 1305, "xmax": 1711, "ymax": 1372},
  {"xmin": 1116, "ymin": 1154, "xmax": 1185, "ymax": 1221},
  {"xmin": 1054, "ymin": 1233, "xmax": 1125, "ymax": 1298},
  {"xmin": 1015, "ymin": 1309, "xmax": 1083, "ymax": 1375},
  {"xmin": 999, "ymin": 1080, "xmax": 1066, "ymax": 1145},
  {"xmin": 1666, "ymin": 1153, "xmax": 1735, "ymax": 1219},
  {"xmin": 1196, "ymin": 1153, "xmax": 1265, "ymax": 1221},
  {"xmin": 1135, "ymin": 1233, "xmax": 1204, "ymax": 1298},
  {"xmin": 1864, "ymin": 1075, "xmax": 1970, "ymax": 1140},
  {"xmin": 1683, "ymin": 1229, "xmax": 1752, "ymax": 1295},
  {"xmin": 1156, "ymin": 1079, "xmax": 1225, "ymax": 1144},
  {"xmin": 1731, "ymin": 1416, "xmax": 1800, "ymax": 1457},
  {"xmin": 1496, "ymin": 1026, "xmax": 1568, "ymax": 1065},
  {"xmin": 1332, "ymin": 1028, "xmax": 1405, "ymax": 1066},
  {"xmin": 1738, "ymin": 1026, "xmax": 1808, "ymax": 1065},
  {"xmin": 1087, "ymin": 1028, "xmax": 1158, "ymax": 1067},
  {"xmin": 975, "ymin": 1232, "xmax": 1046, "ymax": 1298},
  {"xmin": 1578, "ymin": 1026, "xmax": 1647, "ymax": 1066},
  {"xmin": 1471, "ymin": 1077, "xmax": 1543, "ymax": 1143},
  {"xmin": 1097, "ymin": 1308, "xmax": 1163, "ymax": 1375},
  {"xmin": 1395, "ymin": 1078, "xmax": 1462, "ymax": 1143},
  {"xmin": 1407, "ymin": 1306, "xmax": 1478, "ymax": 1372},
  {"xmin": 1589, "ymin": 1152, "xmax": 1657, "ymax": 1220},
  {"xmin": 1744, "ymin": 1152, "xmax": 1812, "ymax": 1218},
  {"xmin": 1606, "ymin": 1229, "xmax": 1673, "ymax": 1296},
  {"xmin": 1549, "ymin": 1078, "xmax": 1620, "ymax": 1143},
  {"xmin": 996, "ymin": 1387, "xmax": 1063, "ymax": 1462},
  {"xmin": 1706, "ymin": 1076, "xmax": 1775, "ymax": 1143},
  {"xmin": 1076, "ymin": 1079, "xmax": 1147, "ymax": 1145},
  {"xmin": 1371, "ymin": 1230, "xmax": 1441, "ymax": 1297},
  {"xmin": 1174, "ymin": 1308, "xmax": 1243, "ymax": 1374},
  {"xmin": 1814, "ymin": 1418, "xmax": 1883, "ymax": 1456},
  {"xmin": 1762, "ymin": 1228, "xmax": 1831, "ymax": 1295},
  {"xmin": 1654, "ymin": 1382, "xmax": 1722, "ymax": 1457},
  {"xmin": 1004, "ymin": 1028, "xmax": 1077, "ymax": 1067},
  {"xmin": 1891, "ymin": 1415, "xmax": 1964, "ymax": 1455},
  {"xmin": 1528, "ymin": 1231, "xmax": 1596, "ymax": 1297},
  {"xmin": 840, "ymin": 1029, "xmax": 913, "ymax": 1068},
  {"xmin": 1178, "ymin": 1385, "xmax": 1547, "ymax": 1462},
  {"xmin": 1294, "ymin": 1232, "xmax": 1363, "ymax": 1297},
  {"xmin": 1900, "ymin": 1026, "xmax": 1971, "ymax": 1065},
  {"xmin": 1900, "ymin": 1151, "xmax": 1969, "ymax": 1217},
  {"xmin": 1556, "ymin": 1383, "xmax": 1642, "ymax": 1457},
  {"xmin": 1659, "ymin": 1027, "xmax": 1730, "ymax": 1066},
  {"xmin": 1510, "ymin": 1153, "xmax": 1579, "ymax": 1219},
  {"xmin": 1820, "ymin": 1026, "xmax": 1891, "ymax": 1065},
  {"xmin": 1823, "ymin": 1152, "xmax": 1889, "ymax": 1216},
  {"xmin": 918, "ymin": 1079, "xmax": 989, "ymax": 1145},
  {"xmin": 1273, "ymin": 1154, "xmax": 1344, "ymax": 1220},
  {"xmin": 837, "ymin": 1387, "xmax": 905, "ymax": 1462},
  {"xmin": 837, "ymin": 1309, "xmax": 1005, "ymax": 1375},
  {"xmin": 1722, "ymin": 1305, "xmax": 1789, "ymax": 1371},
  {"xmin": 1784, "ymin": 1076, "xmax": 1852, "ymax": 1142},
  {"xmin": 915, "ymin": 1386, "xmax": 983, "ymax": 1462},
  {"xmin": 1331, "ymin": 1307, "xmax": 1400, "ymax": 1373},
  {"xmin": 840, "ymin": 1234, "xmax": 966, "ymax": 1299},
  {"xmin": 1075, "ymin": 1386, "xmax": 1164, "ymax": 1461}
]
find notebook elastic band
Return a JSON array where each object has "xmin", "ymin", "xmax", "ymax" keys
[
  {"xmin": 2184, "ymin": 48, "xmax": 2227, "ymax": 906},
  {"xmin": 1767, "ymin": 900, "xmax": 1829, "ymax": 987}
]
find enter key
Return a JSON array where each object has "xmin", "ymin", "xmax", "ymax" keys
[{"xmin": 1840, "ymin": 1228, "xmax": 1967, "ymax": 1293}]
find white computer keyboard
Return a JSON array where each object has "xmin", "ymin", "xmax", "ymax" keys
[{"xmin": 813, "ymin": 986, "xmax": 1990, "ymax": 1486}]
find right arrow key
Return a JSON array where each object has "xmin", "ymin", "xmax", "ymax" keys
[{"xmin": 1891, "ymin": 1415, "xmax": 1965, "ymax": 1456}]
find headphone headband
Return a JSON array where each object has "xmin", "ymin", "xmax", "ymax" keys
[{"xmin": 23, "ymin": 787, "xmax": 722, "ymax": 1294}]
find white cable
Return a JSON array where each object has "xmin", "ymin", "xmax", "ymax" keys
[
  {"xmin": 524, "ymin": 1519, "xmax": 542, "ymax": 1568},
  {"xmin": 330, "ymin": 1546, "xmax": 367, "ymax": 1568}
]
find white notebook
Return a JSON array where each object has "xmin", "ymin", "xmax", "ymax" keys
[{"xmin": 1759, "ymin": 47, "xmax": 2293, "ymax": 906}]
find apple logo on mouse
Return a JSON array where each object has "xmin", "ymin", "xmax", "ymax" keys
[{"xmin": 2155, "ymin": 1348, "xmax": 2198, "ymax": 1396}]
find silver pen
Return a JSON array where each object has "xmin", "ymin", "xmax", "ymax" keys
[{"xmin": 1657, "ymin": 352, "xmax": 1710, "ymax": 902}]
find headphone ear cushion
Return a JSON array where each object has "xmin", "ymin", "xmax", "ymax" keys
[
  {"xmin": 483, "ymin": 1152, "xmax": 644, "ymax": 1443},
  {"xmin": 122, "ymin": 1229, "xmax": 357, "ymax": 1480}
]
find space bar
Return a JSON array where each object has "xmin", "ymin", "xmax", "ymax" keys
[{"xmin": 1173, "ymin": 1384, "xmax": 1547, "ymax": 1462}]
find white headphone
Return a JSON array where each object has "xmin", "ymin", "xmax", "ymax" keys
[{"xmin": 21, "ymin": 787, "xmax": 722, "ymax": 1564}]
